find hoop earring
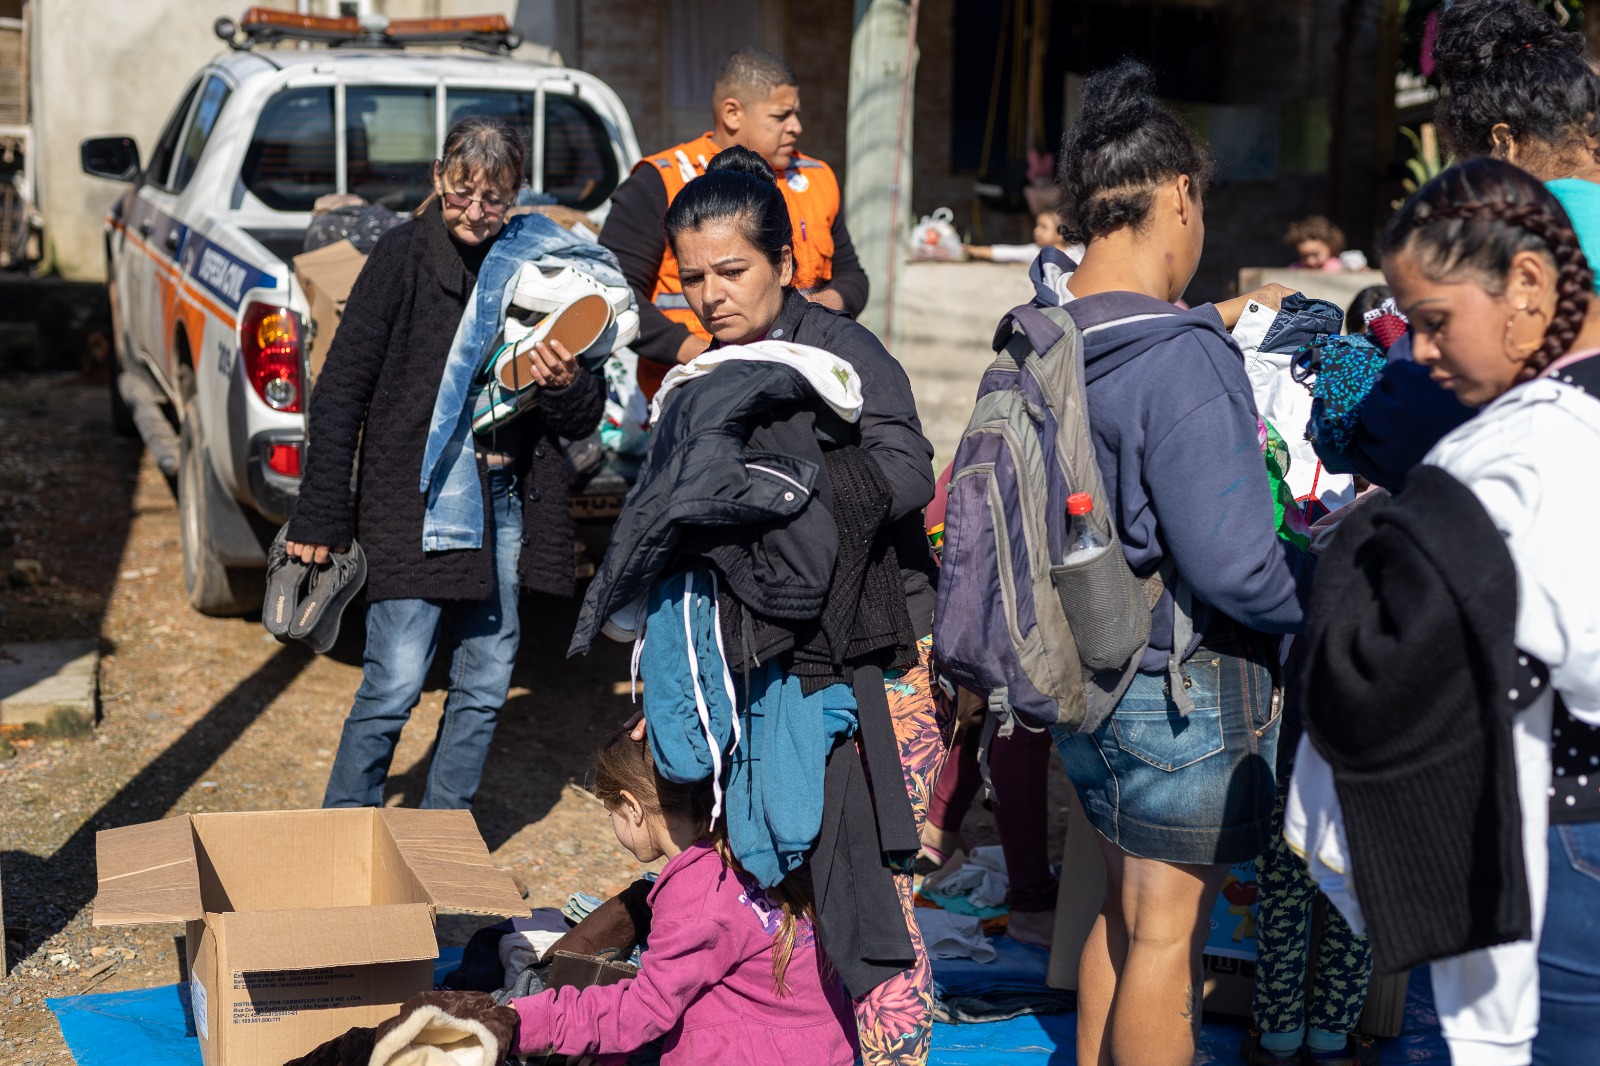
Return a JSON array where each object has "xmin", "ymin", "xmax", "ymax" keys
[{"xmin": 1504, "ymin": 303, "xmax": 1544, "ymax": 361}]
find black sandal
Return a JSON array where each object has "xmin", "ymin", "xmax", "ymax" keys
[
  {"xmin": 262, "ymin": 524, "xmax": 311, "ymax": 640},
  {"xmin": 290, "ymin": 540, "xmax": 368, "ymax": 653}
]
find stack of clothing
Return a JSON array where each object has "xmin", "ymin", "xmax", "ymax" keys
[{"xmin": 570, "ymin": 339, "xmax": 925, "ymax": 1000}]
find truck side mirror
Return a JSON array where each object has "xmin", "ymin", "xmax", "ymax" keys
[{"xmin": 81, "ymin": 137, "xmax": 141, "ymax": 183}]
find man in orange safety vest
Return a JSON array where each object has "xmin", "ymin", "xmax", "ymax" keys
[{"xmin": 599, "ymin": 48, "xmax": 870, "ymax": 401}]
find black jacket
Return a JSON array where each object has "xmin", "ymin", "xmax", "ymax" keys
[
  {"xmin": 569, "ymin": 359, "xmax": 835, "ymax": 655},
  {"xmin": 1301, "ymin": 463, "xmax": 1529, "ymax": 974},
  {"xmin": 288, "ymin": 204, "xmax": 605, "ymax": 602},
  {"xmin": 771, "ymin": 291, "xmax": 939, "ymax": 634},
  {"xmin": 599, "ymin": 163, "xmax": 870, "ymax": 369}
]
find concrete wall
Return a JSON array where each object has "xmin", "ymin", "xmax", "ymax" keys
[{"xmin": 31, "ymin": 0, "xmax": 296, "ymax": 279}]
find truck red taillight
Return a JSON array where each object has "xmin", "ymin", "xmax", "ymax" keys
[
  {"xmin": 241, "ymin": 304, "xmax": 303, "ymax": 413},
  {"xmin": 265, "ymin": 442, "xmax": 302, "ymax": 477}
]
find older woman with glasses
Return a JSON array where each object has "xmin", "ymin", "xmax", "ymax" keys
[{"xmin": 286, "ymin": 114, "xmax": 604, "ymax": 811}]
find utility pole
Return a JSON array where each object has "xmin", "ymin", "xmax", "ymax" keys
[{"xmin": 844, "ymin": 0, "xmax": 919, "ymax": 341}]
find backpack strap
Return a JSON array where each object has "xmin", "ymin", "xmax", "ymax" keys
[{"xmin": 993, "ymin": 303, "xmax": 1066, "ymax": 357}]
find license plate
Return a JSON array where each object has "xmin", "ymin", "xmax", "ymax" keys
[{"xmin": 571, "ymin": 493, "xmax": 624, "ymax": 520}]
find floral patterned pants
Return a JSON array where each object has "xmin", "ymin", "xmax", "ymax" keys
[{"xmin": 853, "ymin": 636, "xmax": 956, "ymax": 1066}]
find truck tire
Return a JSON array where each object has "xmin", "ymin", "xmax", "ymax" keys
[
  {"xmin": 106, "ymin": 277, "xmax": 137, "ymax": 437},
  {"xmin": 177, "ymin": 398, "xmax": 263, "ymax": 616},
  {"xmin": 109, "ymin": 363, "xmax": 137, "ymax": 437}
]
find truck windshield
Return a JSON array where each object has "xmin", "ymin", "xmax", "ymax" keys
[{"xmin": 241, "ymin": 83, "xmax": 620, "ymax": 214}]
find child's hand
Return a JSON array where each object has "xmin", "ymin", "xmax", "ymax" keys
[{"xmin": 625, "ymin": 711, "xmax": 647, "ymax": 742}]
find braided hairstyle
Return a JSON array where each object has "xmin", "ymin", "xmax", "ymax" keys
[
  {"xmin": 1382, "ymin": 158, "xmax": 1592, "ymax": 376},
  {"xmin": 1055, "ymin": 59, "xmax": 1213, "ymax": 243},
  {"xmin": 1433, "ymin": 0, "xmax": 1600, "ymax": 167}
]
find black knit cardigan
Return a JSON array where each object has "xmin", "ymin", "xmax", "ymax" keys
[{"xmin": 287, "ymin": 203, "xmax": 605, "ymax": 602}]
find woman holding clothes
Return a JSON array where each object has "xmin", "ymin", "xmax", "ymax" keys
[
  {"xmin": 621, "ymin": 146, "xmax": 952, "ymax": 1065},
  {"xmin": 286, "ymin": 116, "xmax": 604, "ymax": 810},
  {"xmin": 1042, "ymin": 61, "xmax": 1315, "ymax": 1066},
  {"xmin": 1321, "ymin": 5, "xmax": 1600, "ymax": 1059},
  {"xmin": 1305, "ymin": 159, "xmax": 1600, "ymax": 1066}
]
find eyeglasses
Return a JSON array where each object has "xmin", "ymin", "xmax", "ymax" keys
[{"xmin": 441, "ymin": 187, "xmax": 511, "ymax": 216}]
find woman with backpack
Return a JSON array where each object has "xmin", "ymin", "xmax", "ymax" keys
[{"xmin": 1043, "ymin": 60, "xmax": 1316, "ymax": 1066}]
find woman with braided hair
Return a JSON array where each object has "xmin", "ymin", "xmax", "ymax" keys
[{"xmin": 1302, "ymin": 157, "xmax": 1600, "ymax": 1066}]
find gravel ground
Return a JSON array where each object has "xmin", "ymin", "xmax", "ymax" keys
[{"xmin": 0, "ymin": 372, "xmax": 1047, "ymax": 1065}]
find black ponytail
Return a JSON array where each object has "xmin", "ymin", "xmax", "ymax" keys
[
  {"xmin": 1433, "ymin": 0, "xmax": 1600, "ymax": 163},
  {"xmin": 1055, "ymin": 59, "xmax": 1213, "ymax": 243},
  {"xmin": 663, "ymin": 146, "xmax": 793, "ymax": 271}
]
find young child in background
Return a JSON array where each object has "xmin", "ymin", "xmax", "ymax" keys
[
  {"xmin": 1286, "ymin": 215, "xmax": 1348, "ymax": 271},
  {"xmin": 966, "ymin": 208, "xmax": 1084, "ymax": 264},
  {"xmin": 512, "ymin": 733, "xmax": 856, "ymax": 1065}
]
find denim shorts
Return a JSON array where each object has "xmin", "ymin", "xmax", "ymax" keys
[{"xmin": 1052, "ymin": 629, "xmax": 1281, "ymax": 865}]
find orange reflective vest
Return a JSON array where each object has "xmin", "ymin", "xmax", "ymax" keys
[{"xmin": 636, "ymin": 132, "xmax": 842, "ymax": 398}]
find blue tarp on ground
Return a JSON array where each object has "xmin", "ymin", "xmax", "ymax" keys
[{"xmin": 50, "ymin": 946, "xmax": 1452, "ymax": 1065}]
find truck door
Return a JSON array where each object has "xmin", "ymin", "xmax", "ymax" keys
[{"xmin": 124, "ymin": 78, "xmax": 200, "ymax": 393}]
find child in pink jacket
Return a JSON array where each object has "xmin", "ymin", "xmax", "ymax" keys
[{"xmin": 512, "ymin": 733, "xmax": 857, "ymax": 1064}]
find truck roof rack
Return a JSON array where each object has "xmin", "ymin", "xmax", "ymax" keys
[{"xmin": 215, "ymin": 7, "xmax": 522, "ymax": 55}]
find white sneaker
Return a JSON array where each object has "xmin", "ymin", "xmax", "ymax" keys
[
  {"xmin": 511, "ymin": 264, "xmax": 631, "ymax": 317},
  {"xmin": 601, "ymin": 593, "xmax": 648, "ymax": 642},
  {"xmin": 470, "ymin": 376, "xmax": 537, "ymax": 436},
  {"xmin": 489, "ymin": 293, "xmax": 613, "ymax": 390}
]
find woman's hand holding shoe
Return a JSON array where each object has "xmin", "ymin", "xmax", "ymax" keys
[{"xmin": 526, "ymin": 338, "xmax": 578, "ymax": 389}]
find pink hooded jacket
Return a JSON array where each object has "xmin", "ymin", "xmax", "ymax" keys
[{"xmin": 513, "ymin": 842, "xmax": 856, "ymax": 1064}]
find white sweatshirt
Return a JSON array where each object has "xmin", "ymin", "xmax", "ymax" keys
[{"xmin": 1418, "ymin": 369, "xmax": 1600, "ymax": 1065}]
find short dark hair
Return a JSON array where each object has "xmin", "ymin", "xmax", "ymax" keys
[
  {"xmin": 1382, "ymin": 158, "xmax": 1592, "ymax": 376},
  {"xmin": 437, "ymin": 114, "xmax": 526, "ymax": 195},
  {"xmin": 1433, "ymin": 0, "xmax": 1600, "ymax": 162},
  {"xmin": 1345, "ymin": 285, "xmax": 1391, "ymax": 333},
  {"xmin": 1055, "ymin": 59, "xmax": 1213, "ymax": 243},
  {"xmin": 1286, "ymin": 215, "xmax": 1346, "ymax": 255},
  {"xmin": 711, "ymin": 47, "xmax": 798, "ymax": 109},
  {"xmin": 664, "ymin": 146, "xmax": 793, "ymax": 275}
]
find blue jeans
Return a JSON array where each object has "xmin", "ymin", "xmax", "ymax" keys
[
  {"xmin": 322, "ymin": 467, "xmax": 523, "ymax": 810},
  {"xmin": 1532, "ymin": 821, "xmax": 1600, "ymax": 1064},
  {"xmin": 1053, "ymin": 628, "xmax": 1280, "ymax": 865}
]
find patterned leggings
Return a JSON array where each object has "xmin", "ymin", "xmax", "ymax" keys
[
  {"xmin": 1252, "ymin": 775, "xmax": 1373, "ymax": 1038},
  {"xmin": 852, "ymin": 636, "xmax": 955, "ymax": 1066}
]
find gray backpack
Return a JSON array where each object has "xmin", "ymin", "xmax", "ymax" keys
[{"xmin": 932, "ymin": 303, "xmax": 1193, "ymax": 733}]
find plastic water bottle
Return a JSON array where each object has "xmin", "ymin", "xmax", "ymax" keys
[{"xmin": 1066, "ymin": 492, "xmax": 1109, "ymax": 564}]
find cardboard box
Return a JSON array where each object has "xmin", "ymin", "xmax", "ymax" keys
[
  {"xmin": 1046, "ymin": 793, "xmax": 1408, "ymax": 1036},
  {"xmin": 293, "ymin": 239, "xmax": 368, "ymax": 381},
  {"xmin": 94, "ymin": 808, "xmax": 528, "ymax": 1066}
]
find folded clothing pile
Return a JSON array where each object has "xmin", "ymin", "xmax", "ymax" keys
[
  {"xmin": 930, "ymin": 938, "xmax": 1073, "ymax": 1024},
  {"xmin": 920, "ymin": 845, "xmax": 1010, "ymax": 912}
]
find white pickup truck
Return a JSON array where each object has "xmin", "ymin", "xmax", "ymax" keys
[{"xmin": 81, "ymin": 11, "xmax": 640, "ymax": 614}]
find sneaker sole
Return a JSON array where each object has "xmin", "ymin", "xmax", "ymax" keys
[{"xmin": 496, "ymin": 293, "xmax": 611, "ymax": 389}]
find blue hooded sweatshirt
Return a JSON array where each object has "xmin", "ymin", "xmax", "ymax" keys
[{"xmin": 1062, "ymin": 291, "xmax": 1315, "ymax": 669}]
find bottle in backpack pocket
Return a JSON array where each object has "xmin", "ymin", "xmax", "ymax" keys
[
  {"xmin": 1066, "ymin": 492, "xmax": 1109, "ymax": 563},
  {"xmin": 1052, "ymin": 492, "xmax": 1150, "ymax": 672}
]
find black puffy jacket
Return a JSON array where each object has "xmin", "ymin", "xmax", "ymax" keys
[{"xmin": 569, "ymin": 360, "xmax": 837, "ymax": 654}]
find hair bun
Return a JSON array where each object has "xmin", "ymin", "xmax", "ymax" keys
[
  {"xmin": 705, "ymin": 146, "xmax": 777, "ymax": 185},
  {"xmin": 1073, "ymin": 60, "xmax": 1158, "ymax": 154},
  {"xmin": 1434, "ymin": 0, "xmax": 1578, "ymax": 83}
]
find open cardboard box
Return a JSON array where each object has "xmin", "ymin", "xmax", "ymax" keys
[
  {"xmin": 94, "ymin": 808, "xmax": 528, "ymax": 1066},
  {"xmin": 293, "ymin": 239, "xmax": 368, "ymax": 382},
  {"xmin": 1045, "ymin": 788, "xmax": 1408, "ymax": 1037}
]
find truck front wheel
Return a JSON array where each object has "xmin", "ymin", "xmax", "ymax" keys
[{"xmin": 178, "ymin": 398, "xmax": 263, "ymax": 616}]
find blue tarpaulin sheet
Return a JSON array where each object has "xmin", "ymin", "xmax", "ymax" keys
[{"xmin": 50, "ymin": 945, "xmax": 1451, "ymax": 1065}]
